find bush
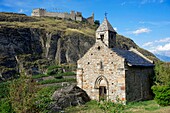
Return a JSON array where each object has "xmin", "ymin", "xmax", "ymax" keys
[
  {"xmin": 152, "ymin": 85, "xmax": 170, "ymax": 106},
  {"xmin": 154, "ymin": 62, "xmax": 170, "ymax": 85},
  {"xmin": 97, "ymin": 100, "xmax": 125, "ymax": 113},
  {"xmin": 9, "ymin": 75, "xmax": 38, "ymax": 113}
]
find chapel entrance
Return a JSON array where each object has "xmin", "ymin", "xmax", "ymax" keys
[{"xmin": 99, "ymin": 86, "xmax": 107, "ymax": 100}]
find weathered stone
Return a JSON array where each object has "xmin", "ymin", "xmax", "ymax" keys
[
  {"xmin": 50, "ymin": 85, "xmax": 90, "ymax": 112},
  {"xmin": 77, "ymin": 17, "xmax": 154, "ymax": 103}
]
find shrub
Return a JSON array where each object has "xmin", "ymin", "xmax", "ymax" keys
[
  {"xmin": 154, "ymin": 62, "xmax": 170, "ymax": 85},
  {"xmin": 152, "ymin": 85, "xmax": 170, "ymax": 106},
  {"xmin": 9, "ymin": 75, "xmax": 38, "ymax": 113},
  {"xmin": 97, "ymin": 100, "xmax": 125, "ymax": 113}
]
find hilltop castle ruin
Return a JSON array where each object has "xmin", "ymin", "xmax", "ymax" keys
[{"xmin": 31, "ymin": 8, "xmax": 94, "ymax": 25}]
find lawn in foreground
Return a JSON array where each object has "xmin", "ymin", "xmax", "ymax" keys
[{"xmin": 65, "ymin": 100, "xmax": 170, "ymax": 113}]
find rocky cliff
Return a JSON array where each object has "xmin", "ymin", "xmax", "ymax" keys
[{"xmin": 0, "ymin": 12, "xmax": 157, "ymax": 81}]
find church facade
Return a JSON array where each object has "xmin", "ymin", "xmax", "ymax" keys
[{"xmin": 76, "ymin": 17, "xmax": 154, "ymax": 103}]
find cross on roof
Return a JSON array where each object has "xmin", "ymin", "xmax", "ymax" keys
[{"xmin": 105, "ymin": 12, "xmax": 108, "ymax": 18}]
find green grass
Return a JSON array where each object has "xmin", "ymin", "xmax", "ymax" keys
[
  {"xmin": 38, "ymin": 78, "xmax": 76, "ymax": 85},
  {"xmin": 32, "ymin": 74, "xmax": 49, "ymax": 79},
  {"xmin": 65, "ymin": 100, "xmax": 170, "ymax": 113},
  {"xmin": 0, "ymin": 15, "xmax": 96, "ymax": 37},
  {"xmin": 35, "ymin": 85, "xmax": 62, "ymax": 113},
  {"xmin": 55, "ymin": 72, "xmax": 76, "ymax": 77}
]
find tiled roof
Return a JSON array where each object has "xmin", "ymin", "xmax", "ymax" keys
[
  {"xmin": 96, "ymin": 18, "xmax": 116, "ymax": 32},
  {"xmin": 112, "ymin": 48, "xmax": 154, "ymax": 67}
]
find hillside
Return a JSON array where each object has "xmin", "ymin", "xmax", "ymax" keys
[{"xmin": 0, "ymin": 12, "xmax": 158, "ymax": 81}]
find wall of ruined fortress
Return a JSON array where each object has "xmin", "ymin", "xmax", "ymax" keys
[
  {"xmin": 31, "ymin": 9, "xmax": 83, "ymax": 21},
  {"xmin": 31, "ymin": 8, "xmax": 94, "ymax": 24}
]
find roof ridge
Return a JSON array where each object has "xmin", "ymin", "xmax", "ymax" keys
[
  {"xmin": 129, "ymin": 47, "xmax": 154, "ymax": 63},
  {"xmin": 96, "ymin": 17, "xmax": 116, "ymax": 32}
]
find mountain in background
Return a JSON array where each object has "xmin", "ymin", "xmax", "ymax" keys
[
  {"xmin": 0, "ymin": 12, "xmax": 158, "ymax": 81},
  {"xmin": 155, "ymin": 54, "xmax": 170, "ymax": 62}
]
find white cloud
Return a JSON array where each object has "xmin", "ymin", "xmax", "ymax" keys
[
  {"xmin": 132, "ymin": 28, "xmax": 151, "ymax": 35},
  {"xmin": 156, "ymin": 43, "xmax": 170, "ymax": 51},
  {"xmin": 141, "ymin": 0, "xmax": 164, "ymax": 4},
  {"xmin": 142, "ymin": 42, "xmax": 153, "ymax": 47},
  {"xmin": 114, "ymin": 27, "xmax": 118, "ymax": 31},
  {"xmin": 18, "ymin": 9, "xmax": 24, "ymax": 13},
  {"xmin": 155, "ymin": 37, "xmax": 170, "ymax": 43},
  {"xmin": 142, "ymin": 37, "xmax": 170, "ymax": 57}
]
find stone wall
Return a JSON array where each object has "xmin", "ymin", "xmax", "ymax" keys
[
  {"xmin": 31, "ymin": 9, "xmax": 83, "ymax": 21},
  {"xmin": 77, "ymin": 41, "xmax": 126, "ymax": 102},
  {"xmin": 125, "ymin": 66, "xmax": 154, "ymax": 102}
]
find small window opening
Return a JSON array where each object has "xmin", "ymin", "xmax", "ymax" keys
[
  {"xmin": 97, "ymin": 46, "xmax": 101, "ymax": 50},
  {"xmin": 100, "ymin": 34, "xmax": 104, "ymax": 41},
  {"xmin": 88, "ymin": 62, "xmax": 90, "ymax": 65},
  {"xmin": 100, "ymin": 61, "xmax": 103, "ymax": 69}
]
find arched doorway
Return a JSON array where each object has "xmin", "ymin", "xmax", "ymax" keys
[{"xmin": 94, "ymin": 76, "xmax": 109, "ymax": 101}]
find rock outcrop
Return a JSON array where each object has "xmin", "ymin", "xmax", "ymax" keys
[
  {"xmin": 50, "ymin": 85, "xmax": 90, "ymax": 112},
  {"xmin": 0, "ymin": 12, "xmax": 157, "ymax": 81}
]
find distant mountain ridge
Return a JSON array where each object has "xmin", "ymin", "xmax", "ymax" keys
[{"xmin": 155, "ymin": 54, "xmax": 170, "ymax": 62}]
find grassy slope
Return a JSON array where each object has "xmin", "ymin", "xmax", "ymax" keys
[{"xmin": 0, "ymin": 12, "xmax": 96, "ymax": 38}]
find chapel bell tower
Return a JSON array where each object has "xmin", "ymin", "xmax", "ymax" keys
[{"xmin": 96, "ymin": 17, "xmax": 117, "ymax": 48}]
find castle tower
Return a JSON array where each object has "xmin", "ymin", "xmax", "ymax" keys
[{"xmin": 96, "ymin": 17, "xmax": 117, "ymax": 48}]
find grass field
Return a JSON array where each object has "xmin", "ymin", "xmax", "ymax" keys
[{"xmin": 65, "ymin": 100, "xmax": 170, "ymax": 113}]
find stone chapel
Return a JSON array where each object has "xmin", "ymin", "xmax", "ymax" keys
[{"xmin": 76, "ymin": 17, "xmax": 154, "ymax": 103}]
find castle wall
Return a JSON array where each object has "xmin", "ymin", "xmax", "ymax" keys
[
  {"xmin": 31, "ymin": 9, "xmax": 94, "ymax": 24},
  {"xmin": 77, "ymin": 41, "xmax": 126, "ymax": 102},
  {"xmin": 76, "ymin": 16, "xmax": 82, "ymax": 21},
  {"xmin": 125, "ymin": 66, "xmax": 154, "ymax": 102},
  {"xmin": 87, "ymin": 17, "xmax": 94, "ymax": 25}
]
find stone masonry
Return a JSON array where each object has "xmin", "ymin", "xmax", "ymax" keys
[
  {"xmin": 31, "ymin": 8, "xmax": 94, "ymax": 25},
  {"xmin": 76, "ymin": 17, "xmax": 154, "ymax": 103}
]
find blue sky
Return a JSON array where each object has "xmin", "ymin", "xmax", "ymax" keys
[{"xmin": 0, "ymin": 0, "xmax": 170, "ymax": 57}]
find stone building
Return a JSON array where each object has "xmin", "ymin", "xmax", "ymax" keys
[
  {"xmin": 31, "ymin": 8, "xmax": 94, "ymax": 24},
  {"xmin": 76, "ymin": 17, "xmax": 154, "ymax": 103}
]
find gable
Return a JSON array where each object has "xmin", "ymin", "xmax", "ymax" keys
[{"xmin": 77, "ymin": 41, "xmax": 124, "ymax": 65}]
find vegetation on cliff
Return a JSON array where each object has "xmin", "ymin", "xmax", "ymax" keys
[{"xmin": 0, "ymin": 12, "xmax": 158, "ymax": 82}]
